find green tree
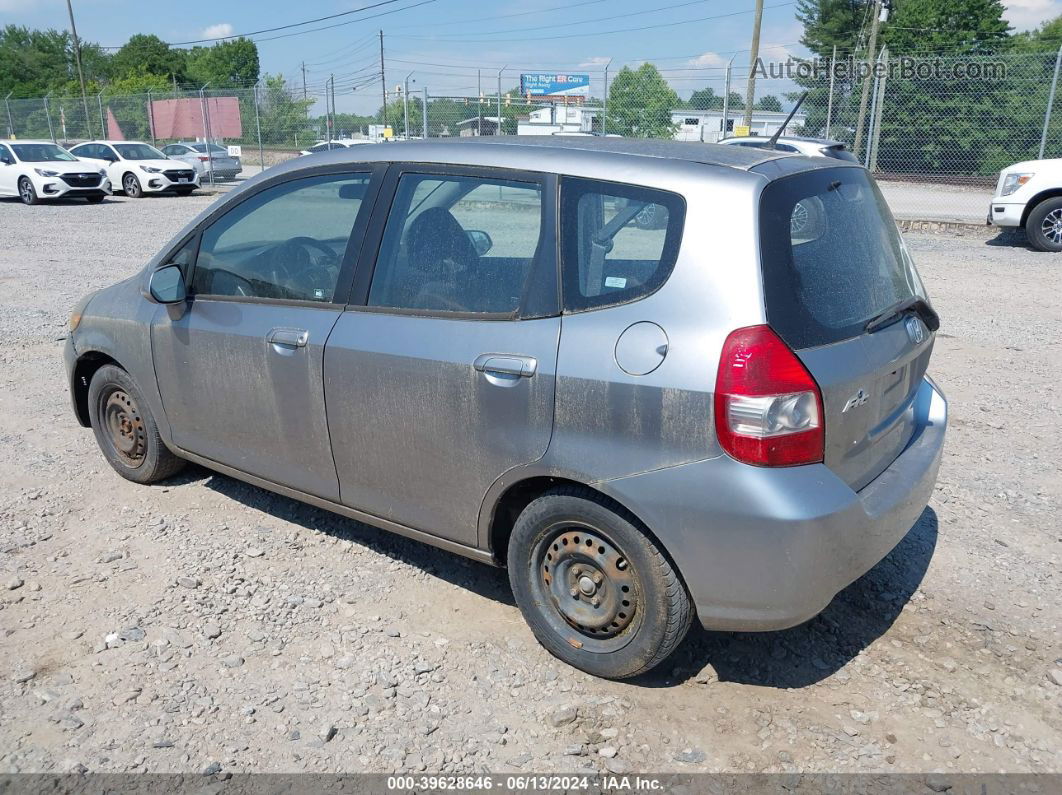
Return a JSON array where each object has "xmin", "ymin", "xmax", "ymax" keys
[
  {"xmin": 755, "ymin": 94, "xmax": 783, "ymax": 111},
  {"xmin": 258, "ymin": 74, "xmax": 315, "ymax": 146},
  {"xmin": 110, "ymin": 34, "xmax": 186, "ymax": 83},
  {"xmin": 688, "ymin": 87, "xmax": 721, "ymax": 109},
  {"xmin": 605, "ymin": 63, "xmax": 679, "ymax": 138},
  {"xmin": 0, "ymin": 26, "xmax": 74, "ymax": 96},
  {"xmin": 186, "ymin": 38, "xmax": 260, "ymax": 88}
]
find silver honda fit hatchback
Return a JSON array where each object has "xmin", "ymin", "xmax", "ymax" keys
[{"xmin": 65, "ymin": 138, "xmax": 947, "ymax": 679}]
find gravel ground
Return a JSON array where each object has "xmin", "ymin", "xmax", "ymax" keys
[{"xmin": 0, "ymin": 192, "xmax": 1059, "ymax": 776}]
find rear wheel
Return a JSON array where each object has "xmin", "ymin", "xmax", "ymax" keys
[
  {"xmin": 122, "ymin": 172, "xmax": 143, "ymax": 199},
  {"xmin": 18, "ymin": 177, "xmax": 39, "ymax": 205},
  {"xmin": 507, "ymin": 487, "xmax": 693, "ymax": 679},
  {"xmin": 88, "ymin": 365, "xmax": 184, "ymax": 484},
  {"xmin": 1026, "ymin": 197, "xmax": 1062, "ymax": 252}
]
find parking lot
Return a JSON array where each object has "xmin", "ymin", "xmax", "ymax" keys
[{"xmin": 0, "ymin": 190, "xmax": 1059, "ymax": 775}]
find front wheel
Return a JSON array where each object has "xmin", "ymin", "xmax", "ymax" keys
[
  {"xmin": 507, "ymin": 487, "xmax": 693, "ymax": 679},
  {"xmin": 122, "ymin": 172, "xmax": 143, "ymax": 199},
  {"xmin": 88, "ymin": 365, "xmax": 185, "ymax": 484},
  {"xmin": 18, "ymin": 177, "xmax": 39, "ymax": 205},
  {"xmin": 1026, "ymin": 197, "xmax": 1062, "ymax": 252}
]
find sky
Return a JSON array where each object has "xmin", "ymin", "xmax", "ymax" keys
[{"xmin": 3, "ymin": 0, "xmax": 1062, "ymax": 115}]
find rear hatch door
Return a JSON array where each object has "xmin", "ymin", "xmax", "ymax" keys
[{"xmin": 758, "ymin": 166, "xmax": 937, "ymax": 490}]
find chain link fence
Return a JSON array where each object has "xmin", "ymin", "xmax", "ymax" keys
[{"xmin": 6, "ymin": 52, "xmax": 1062, "ymax": 221}]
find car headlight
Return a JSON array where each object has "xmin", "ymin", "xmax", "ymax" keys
[
  {"xmin": 140, "ymin": 165, "xmax": 162, "ymax": 173},
  {"xmin": 1001, "ymin": 172, "xmax": 1034, "ymax": 195},
  {"xmin": 34, "ymin": 168, "xmax": 59, "ymax": 177},
  {"xmin": 97, "ymin": 169, "xmax": 106, "ymax": 176}
]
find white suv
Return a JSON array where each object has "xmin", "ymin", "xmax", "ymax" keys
[
  {"xmin": 987, "ymin": 158, "xmax": 1062, "ymax": 251},
  {"xmin": 0, "ymin": 140, "xmax": 111, "ymax": 204}
]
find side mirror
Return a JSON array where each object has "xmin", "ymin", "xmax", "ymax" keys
[
  {"xmin": 466, "ymin": 229, "xmax": 493, "ymax": 257},
  {"xmin": 147, "ymin": 265, "xmax": 187, "ymax": 304}
]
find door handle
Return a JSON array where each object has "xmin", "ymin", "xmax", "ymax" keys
[
  {"xmin": 473, "ymin": 354, "xmax": 537, "ymax": 378},
  {"xmin": 267, "ymin": 327, "xmax": 309, "ymax": 348}
]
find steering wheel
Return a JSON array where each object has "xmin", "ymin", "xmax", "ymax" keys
[{"xmin": 267, "ymin": 236, "xmax": 340, "ymax": 298}]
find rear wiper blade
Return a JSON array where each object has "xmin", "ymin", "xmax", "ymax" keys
[{"xmin": 865, "ymin": 296, "xmax": 940, "ymax": 334}]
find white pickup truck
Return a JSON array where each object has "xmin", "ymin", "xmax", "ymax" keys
[{"xmin": 987, "ymin": 158, "xmax": 1062, "ymax": 251}]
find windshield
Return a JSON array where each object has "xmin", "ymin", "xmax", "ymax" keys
[
  {"xmin": 114, "ymin": 143, "xmax": 167, "ymax": 160},
  {"xmin": 191, "ymin": 143, "xmax": 229, "ymax": 154},
  {"xmin": 11, "ymin": 143, "xmax": 78, "ymax": 162},
  {"xmin": 759, "ymin": 167, "xmax": 926, "ymax": 349}
]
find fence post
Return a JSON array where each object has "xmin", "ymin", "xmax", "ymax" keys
[
  {"xmin": 421, "ymin": 88, "xmax": 428, "ymax": 138},
  {"xmin": 1040, "ymin": 43, "xmax": 1062, "ymax": 159},
  {"xmin": 4, "ymin": 92, "xmax": 13, "ymax": 138},
  {"xmin": 721, "ymin": 56, "xmax": 735, "ymax": 140},
  {"xmin": 199, "ymin": 84, "xmax": 215, "ymax": 185},
  {"xmin": 254, "ymin": 81, "xmax": 264, "ymax": 170},
  {"xmin": 497, "ymin": 65, "xmax": 506, "ymax": 135},
  {"xmin": 869, "ymin": 47, "xmax": 888, "ymax": 172},
  {"xmin": 825, "ymin": 44, "xmax": 836, "ymax": 139},
  {"xmin": 603, "ymin": 58, "xmax": 612, "ymax": 135},
  {"xmin": 864, "ymin": 47, "xmax": 884, "ymax": 169},
  {"xmin": 97, "ymin": 92, "xmax": 105, "ymax": 137},
  {"xmin": 43, "ymin": 93, "xmax": 55, "ymax": 142},
  {"xmin": 147, "ymin": 90, "xmax": 155, "ymax": 146}
]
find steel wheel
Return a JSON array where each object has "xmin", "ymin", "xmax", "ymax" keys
[
  {"xmin": 530, "ymin": 522, "xmax": 641, "ymax": 652},
  {"xmin": 1040, "ymin": 208, "xmax": 1062, "ymax": 245},
  {"xmin": 101, "ymin": 388, "xmax": 147, "ymax": 467}
]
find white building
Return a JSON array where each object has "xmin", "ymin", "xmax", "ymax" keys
[
  {"xmin": 517, "ymin": 105, "xmax": 601, "ymax": 136},
  {"xmin": 672, "ymin": 108, "xmax": 808, "ymax": 143}
]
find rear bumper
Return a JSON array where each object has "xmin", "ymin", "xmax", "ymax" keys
[
  {"xmin": 597, "ymin": 376, "xmax": 947, "ymax": 631},
  {"xmin": 987, "ymin": 200, "xmax": 1023, "ymax": 227}
]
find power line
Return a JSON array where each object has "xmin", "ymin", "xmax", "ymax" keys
[{"xmin": 391, "ymin": 2, "xmax": 796, "ymax": 44}]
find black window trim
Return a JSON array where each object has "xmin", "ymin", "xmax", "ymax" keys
[
  {"xmin": 559, "ymin": 175, "xmax": 686, "ymax": 314},
  {"xmin": 346, "ymin": 162, "xmax": 561, "ymax": 322},
  {"xmin": 172, "ymin": 162, "xmax": 387, "ymax": 309}
]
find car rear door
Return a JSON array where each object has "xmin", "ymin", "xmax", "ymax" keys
[
  {"xmin": 758, "ymin": 166, "xmax": 936, "ymax": 491},
  {"xmin": 150, "ymin": 166, "xmax": 382, "ymax": 501},
  {"xmin": 323, "ymin": 164, "xmax": 560, "ymax": 546}
]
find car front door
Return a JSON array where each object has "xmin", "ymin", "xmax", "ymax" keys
[
  {"xmin": 150, "ymin": 167, "xmax": 382, "ymax": 501},
  {"xmin": 0, "ymin": 144, "xmax": 17, "ymax": 195},
  {"xmin": 324, "ymin": 165, "xmax": 560, "ymax": 545}
]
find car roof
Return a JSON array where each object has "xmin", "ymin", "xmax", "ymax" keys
[
  {"xmin": 6, "ymin": 140, "xmax": 63, "ymax": 146},
  {"xmin": 74, "ymin": 140, "xmax": 152, "ymax": 146},
  {"xmin": 283, "ymin": 136, "xmax": 804, "ymax": 175}
]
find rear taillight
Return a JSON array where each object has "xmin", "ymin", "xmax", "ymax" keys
[
  {"xmin": 198, "ymin": 155, "xmax": 210, "ymax": 162},
  {"xmin": 714, "ymin": 325, "xmax": 824, "ymax": 467}
]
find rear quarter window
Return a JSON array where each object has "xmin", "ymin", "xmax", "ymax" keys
[{"xmin": 560, "ymin": 177, "xmax": 685, "ymax": 312}]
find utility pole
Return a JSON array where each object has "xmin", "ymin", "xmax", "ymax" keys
[
  {"xmin": 422, "ymin": 87, "xmax": 428, "ymax": 138},
  {"xmin": 603, "ymin": 58, "xmax": 612, "ymax": 135},
  {"xmin": 825, "ymin": 44, "xmax": 837, "ymax": 138},
  {"xmin": 331, "ymin": 74, "xmax": 338, "ymax": 139},
  {"xmin": 328, "ymin": 74, "xmax": 335, "ymax": 140},
  {"xmin": 741, "ymin": 0, "xmax": 764, "ymax": 129},
  {"xmin": 65, "ymin": 0, "xmax": 93, "ymax": 139},
  {"xmin": 301, "ymin": 62, "xmax": 307, "ymax": 100},
  {"xmin": 379, "ymin": 30, "xmax": 388, "ymax": 130},
  {"xmin": 497, "ymin": 65, "xmax": 506, "ymax": 136},
  {"xmin": 853, "ymin": 0, "xmax": 884, "ymax": 159}
]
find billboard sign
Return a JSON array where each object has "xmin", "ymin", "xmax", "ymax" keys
[{"xmin": 520, "ymin": 73, "xmax": 591, "ymax": 98}]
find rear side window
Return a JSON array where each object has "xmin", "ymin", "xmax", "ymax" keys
[
  {"xmin": 560, "ymin": 177, "xmax": 684, "ymax": 312},
  {"xmin": 759, "ymin": 167, "xmax": 926, "ymax": 349}
]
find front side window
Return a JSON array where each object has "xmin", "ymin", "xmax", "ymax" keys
[
  {"xmin": 192, "ymin": 173, "xmax": 371, "ymax": 302},
  {"xmin": 368, "ymin": 173, "xmax": 544, "ymax": 315},
  {"xmin": 11, "ymin": 143, "xmax": 77, "ymax": 162},
  {"xmin": 560, "ymin": 177, "xmax": 685, "ymax": 312},
  {"xmin": 0, "ymin": 144, "xmax": 15, "ymax": 164}
]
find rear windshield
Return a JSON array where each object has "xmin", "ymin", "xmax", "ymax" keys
[{"xmin": 759, "ymin": 167, "xmax": 925, "ymax": 349}]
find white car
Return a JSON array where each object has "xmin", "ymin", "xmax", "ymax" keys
[
  {"xmin": 719, "ymin": 135, "xmax": 859, "ymax": 162},
  {"xmin": 0, "ymin": 140, "xmax": 111, "ymax": 204},
  {"xmin": 986, "ymin": 158, "xmax": 1062, "ymax": 251},
  {"xmin": 70, "ymin": 140, "xmax": 199, "ymax": 198},
  {"xmin": 299, "ymin": 139, "xmax": 373, "ymax": 156}
]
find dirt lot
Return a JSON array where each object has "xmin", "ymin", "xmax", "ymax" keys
[{"xmin": 0, "ymin": 191, "xmax": 1059, "ymax": 776}]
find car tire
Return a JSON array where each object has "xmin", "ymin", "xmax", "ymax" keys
[
  {"xmin": 18, "ymin": 177, "xmax": 39, "ymax": 205},
  {"xmin": 507, "ymin": 486, "xmax": 693, "ymax": 679},
  {"xmin": 122, "ymin": 172, "xmax": 143, "ymax": 199},
  {"xmin": 1025, "ymin": 197, "xmax": 1062, "ymax": 252},
  {"xmin": 85, "ymin": 195, "xmax": 106, "ymax": 204},
  {"xmin": 88, "ymin": 364, "xmax": 185, "ymax": 484}
]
